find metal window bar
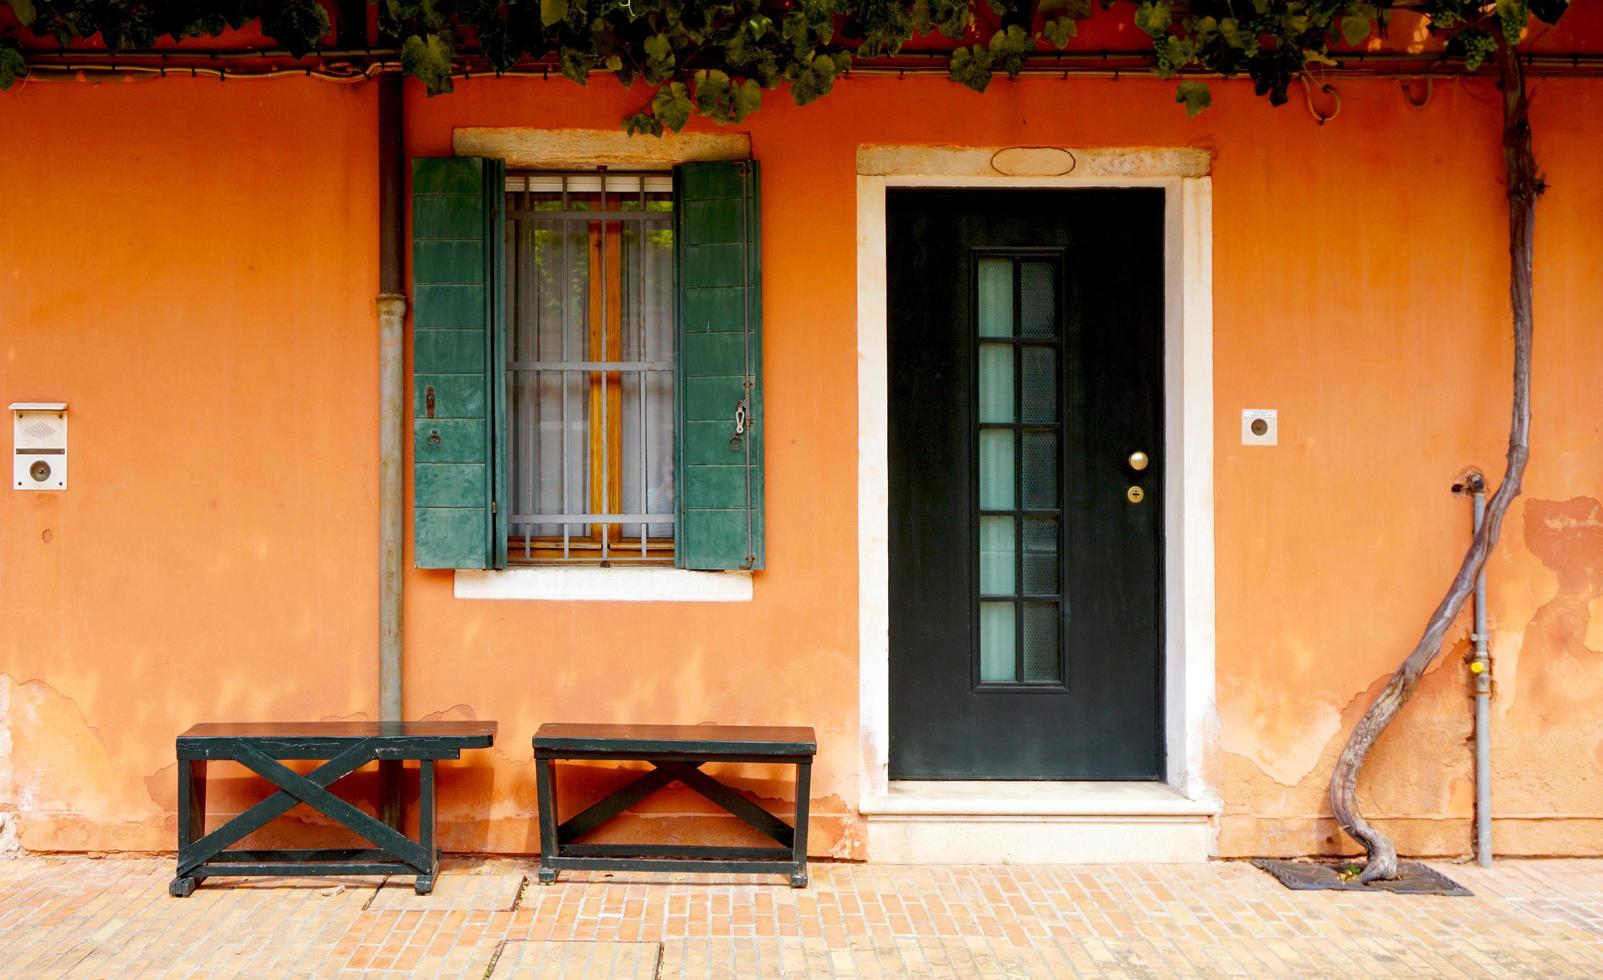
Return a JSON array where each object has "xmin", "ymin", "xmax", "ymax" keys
[{"xmin": 505, "ymin": 171, "xmax": 676, "ymax": 563}]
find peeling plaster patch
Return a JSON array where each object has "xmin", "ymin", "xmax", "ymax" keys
[
  {"xmin": 1515, "ymin": 497, "xmax": 1603, "ymax": 721},
  {"xmin": 1218, "ymin": 679, "xmax": 1342, "ymax": 789},
  {"xmin": 1492, "ymin": 626, "xmax": 1525, "ymax": 722},
  {"xmin": 1586, "ymin": 594, "xmax": 1603, "ymax": 652},
  {"xmin": 1, "ymin": 674, "xmax": 162, "ymax": 848},
  {"xmin": 824, "ymin": 795, "xmax": 868, "ymax": 861},
  {"xmin": 0, "ymin": 812, "xmax": 20, "ymax": 855}
]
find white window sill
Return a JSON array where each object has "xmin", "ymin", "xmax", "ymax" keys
[{"xmin": 453, "ymin": 566, "xmax": 753, "ymax": 603}]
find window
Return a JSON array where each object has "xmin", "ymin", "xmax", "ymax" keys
[
  {"xmin": 503, "ymin": 173, "xmax": 676, "ymax": 563},
  {"xmin": 975, "ymin": 255, "xmax": 1064, "ymax": 685},
  {"xmin": 410, "ymin": 157, "xmax": 765, "ymax": 573}
]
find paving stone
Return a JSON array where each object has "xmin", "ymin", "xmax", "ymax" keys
[
  {"xmin": 490, "ymin": 939, "xmax": 660, "ymax": 979},
  {"xmin": 368, "ymin": 871, "xmax": 526, "ymax": 911}
]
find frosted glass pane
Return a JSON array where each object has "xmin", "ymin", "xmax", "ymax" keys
[
  {"xmin": 977, "ymin": 258, "xmax": 1013, "ymax": 338},
  {"xmin": 1021, "ymin": 346, "xmax": 1057, "ymax": 424},
  {"xmin": 979, "ymin": 429, "xmax": 1015, "ymax": 510},
  {"xmin": 1022, "ymin": 602, "xmax": 1060, "ymax": 682},
  {"xmin": 1021, "ymin": 261, "xmax": 1056, "ymax": 338},
  {"xmin": 980, "ymin": 517, "xmax": 1015, "ymax": 596},
  {"xmin": 980, "ymin": 602, "xmax": 1016, "ymax": 682},
  {"xmin": 1022, "ymin": 432, "xmax": 1057, "ymax": 511},
  {"xmin": 1022, "ymin": 517, "xmax": 1059, "ymax": 595},
  {"xmin": 978, "ymin": 343, "xmax": 1014, "ymax": 423}
]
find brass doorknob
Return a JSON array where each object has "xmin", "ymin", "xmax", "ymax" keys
[{"xmin": 1128, "ymin": 451, "xmax": 1150, "ymax": 472}]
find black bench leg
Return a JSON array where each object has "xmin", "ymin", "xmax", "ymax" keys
[
  {"xmin": 380, "ymin": 759, "xmax": 404, "ymax": 832},
  {"xmin": 791, "ymin": 762, "xmax": 811, "ymax": 888},
  {"xmin": 536, "ymin": 758, "xmax": 559, "ymax": 884},
  {"xmin": 414, "ymin": 760, "xmax": 438, "ymax": 895},
  {"xmin": 172, "ymin": 760, "xmax": 207, "ymax": 898}
]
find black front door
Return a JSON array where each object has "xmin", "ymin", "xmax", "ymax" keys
[{"xmin": 887, "ymin": 189, "xmax": 1164, "ymax": 780}]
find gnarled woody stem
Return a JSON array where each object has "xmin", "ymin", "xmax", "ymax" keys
[{"xmin": 1327, "ymin": 39, "xmax": 1538, "ymax": 884}]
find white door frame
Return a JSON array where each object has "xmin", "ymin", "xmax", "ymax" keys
[{"xmin": 855, "ymin": 145, "xmax": 1218, "ymax": 812}]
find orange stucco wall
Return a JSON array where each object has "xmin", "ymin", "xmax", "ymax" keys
[{"xmin": 3, "ymin": 64, "xmax": 1602, "ymax": 860}]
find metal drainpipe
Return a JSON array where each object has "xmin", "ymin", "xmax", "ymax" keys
[
  {"xmin": 376, "ymin": 72, "xmax": 407, "ymax": 824},
  {"xmin": 1466, "ymin": 473, "xmax": 1493, "ymax": 867}
]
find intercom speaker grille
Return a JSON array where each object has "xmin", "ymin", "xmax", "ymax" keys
[{"xmin": 24, "ymin": 418, "xmax": 59, "ymax": 441}]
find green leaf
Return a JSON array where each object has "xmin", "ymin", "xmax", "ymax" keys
[
  {"xmin": 0, "ymin": 42, "xmax": 26, "ymax": 90},
  {"xmin": 732, "ymin": 77, "xmax": 762, "ymax": 122},
  {"xmin": 1041, "ymin": 17, "xmax": 1077, "ymax": 49},
  {"xmin": 1175, "ymin": 80, "xmax": 1211, "ymax": 117},
  {"xmin": 624, "ymin": 111, "xmax": 664, "ymax": 137},
  {"xmin": 10, "ymin": 0, "xmax": 36, "ymax": 27},
  {"xmin": 1340, "ymin": 14, "xmax": 1374, "ymax": 46},
  {"xmin": 643, "ymin": 32, "xmax": 675, "ymax": 81},
  {"xmin": 1134, "ymin": 1, "xmax": 1172, "ymax": 38},
  {"xmin": 1453, "ymin": 29, "xmax": 1498, "ymax": 72},
  {"xmin": 694, "ymin": 68, "xmax": 732, "ymax": 119},
  {"xmin": 401, "ymin": 34, "xmax": 454, "ymax": 95},
  {"xmin": 651, "ymin": 81, "xmax": 692, "ymax": 132},
  {"xmin": 789, "ymin": 50, "xmax": 848, "ymax": 105},
  {"xmin": 1496, "ymin": 0, "xmax": 1530, "ymax": 42},
  {"xmin": 948, "ymin": 45, "xmax": 993, "ymax": 93},
  {"xmin": 988, "ymin": 24, "xmax": 1032, "ymax": 79},
  {"xmin": 540, "ymin": 0, "xmax": 568, "ymax": 28}
]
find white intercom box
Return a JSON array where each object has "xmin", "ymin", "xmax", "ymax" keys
[
  {"xmin": 1241, "ymin": 408, "xmax": 1278, "ymax": 447},
  {"xmin": 12, "ymin": 402, "xmax": 68, "ymax": 490}
]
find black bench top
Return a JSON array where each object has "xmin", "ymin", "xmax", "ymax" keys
[
  {"xmin": 534, "ymin": 723, "xmax": 816, "ymax": 757},
  {"xmin": 178, "ymin": 721, "xmax": 496, "ymax": 759}
]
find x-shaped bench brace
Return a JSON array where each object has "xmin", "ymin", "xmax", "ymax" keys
[
  {"xmin": 536, "ymin": 755, "xmax": 811, "ymax": 887},
  {"xmin": 173, "ymin": 739, "xmax": 437, "ymax": 897}
]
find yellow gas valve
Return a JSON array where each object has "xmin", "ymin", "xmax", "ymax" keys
[{"xmin": 1469, "ymin": 661, "xmax": 1486, "ymax": 675}]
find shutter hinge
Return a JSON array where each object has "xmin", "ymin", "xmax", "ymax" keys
[{"xmin": 491, "ymin": 501, "xmax": 498, "ymax": 515}]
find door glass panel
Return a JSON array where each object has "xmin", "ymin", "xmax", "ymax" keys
[
  {"xmin": 978, "ymin": 343, "xmax": 1015, "ymax": 423},
  {"xmin": 980, "ymin": 602, "xmax": 1017, "ymax": 682},
  {"xmin": 1020, "ymin": 261, "xmax": 1056, "ymax": 338},
  {"xmin": 1021, "ymin": 346, "xmax": 1057, "ymax": 424},
  {"xmin": 1022, "ymin": 517, "xmax": 1059, "ymax": 596},
  {"xmin": 1021, "ymin": 602, "xmax": 1061, "ymax": 682},
  {"xmin": 977, "ymin": 258, "xmax": 1014, "ymax": 338},
  {"xmin": 980, "ymin": 517, "xmax": 1016, "ymax": 595},
  {"xmin": 974, "ymin": 254, "xmax": 1066, "ymax": 688},
  {"xmin": 1021, "ymin": 431, "xmax": 1058, "ymax": 511},
  {"xmin": 978, "ymin": 429, "xmax": 1015, "ymax": 509}
]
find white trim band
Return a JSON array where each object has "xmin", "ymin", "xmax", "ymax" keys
[{"xmin": 454, "ymin": 566, "xmax": 753, "ymax": 602}]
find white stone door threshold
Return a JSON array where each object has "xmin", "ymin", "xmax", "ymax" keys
[{"xmin": 860, "ymin": 781, "xmax": 1218, "ymax": 864}]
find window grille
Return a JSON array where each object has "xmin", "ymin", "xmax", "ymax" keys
[{"xmin": 504, "ymin": 172, "xmax": 676, "ymax": 562}]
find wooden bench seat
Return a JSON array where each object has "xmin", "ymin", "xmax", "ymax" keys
[
  {"xmin": 533, "ymin": 723, "xmax": 817, "ymax": 887},
  {"xmin": 172, "ymin": 720, "xmax": 496, "ymax": 897}
]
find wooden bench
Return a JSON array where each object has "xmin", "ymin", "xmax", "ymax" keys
[
  {"xmin": 171, "ymin": 721, "xmax": 496, "ymax": 897},
  {"xmin": 533, "ymin": 723, "xmax": 816, "ymax": 887}
]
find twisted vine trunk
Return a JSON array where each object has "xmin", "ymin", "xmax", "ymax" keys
[{"xmin": 1328, "ymin": 40, "xmax": 1538, "ymax": 884}]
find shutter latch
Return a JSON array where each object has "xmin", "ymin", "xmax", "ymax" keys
[{"xmin": 729, "ymin": 399, "xmax": 748, "ymax": 450}]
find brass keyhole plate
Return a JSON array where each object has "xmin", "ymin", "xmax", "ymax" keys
[{"xmin": 1126, "ymin": 485, "xmax": 1145, "ymax": 503}]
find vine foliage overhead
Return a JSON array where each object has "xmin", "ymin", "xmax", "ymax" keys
[{"xmin": 0, "ymin": 0, "xmax": 1577, "ymax": 129}]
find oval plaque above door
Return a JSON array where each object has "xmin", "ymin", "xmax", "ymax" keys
[{"xmin": 990, "ymin": 147, "xmax": 1077, "ymax": 177}]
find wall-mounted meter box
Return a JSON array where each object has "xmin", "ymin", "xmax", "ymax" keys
[{"xmin": 12, "ymin": 402, "xmax": 68, "ymax": 490}]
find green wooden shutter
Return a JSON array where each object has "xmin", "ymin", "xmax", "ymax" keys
[
  {"xmin": 674, "ymin": 160, "xmax": 764, "ymax": 571},
  {"xmin": 411, "ymin": 156, "xmax": 507, "ymax": 569}
]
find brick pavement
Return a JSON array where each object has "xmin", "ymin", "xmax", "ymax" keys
[{"xmin": 1, "ymin": 855, "xmax": 1600, "ymax": 977}]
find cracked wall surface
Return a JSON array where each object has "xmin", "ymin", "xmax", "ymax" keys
[{"xmin": 4, "ymin": 39, "xmax": 1603, "ymax": 859}]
